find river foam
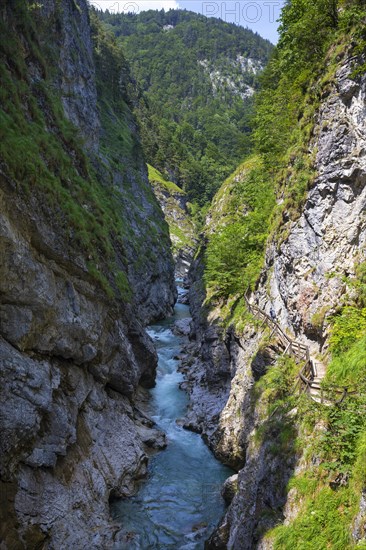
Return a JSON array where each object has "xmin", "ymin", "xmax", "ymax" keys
[{"xmin": 111, "ymin": 292, "xmax": 232, "ymax": 549}]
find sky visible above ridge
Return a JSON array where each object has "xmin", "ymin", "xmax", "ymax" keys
[{"xmin": 89, "ymin": 0, "xmax": 285, "ymax": 43}]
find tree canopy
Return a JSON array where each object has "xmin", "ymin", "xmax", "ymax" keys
[{"xmin": 93, "ymin": 8, "xmax": 273, "ymax": 204}]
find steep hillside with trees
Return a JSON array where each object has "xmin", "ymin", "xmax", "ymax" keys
[{"xmin": 95, "ymin": 8, "xmax": 273, "ymax": 204}]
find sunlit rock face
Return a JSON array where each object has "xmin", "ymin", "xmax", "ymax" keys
[
  {"xmin": 184, "ymin": 58, "xmax": 366, "ymax": 549},
  {"xmin": 261, "ymin": 57, "xmax": 366, "ymax": 347}
]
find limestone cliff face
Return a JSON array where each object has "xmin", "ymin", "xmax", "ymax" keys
[
  {"xmin": 57, "ymin": 0, "xmax": 100, "ymax": 152},
  {"xmin": 185, "ymin": 56, "xmax": 366, "ymax": 549},
  {"xmin": 148, "ymin": 165, "xmax": 196, "ymax": 277},
  {"xmin": 0, "ymin": 1, "xmax": 175, "ymax": 547},
  {"xmin": 259, "ymin": 57, "xmax": 366, "ymax": 353}
]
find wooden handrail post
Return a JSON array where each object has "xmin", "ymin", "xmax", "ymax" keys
[{"xmin": 339, "ymin": 387, "xmax": 347, "ymax": 404}]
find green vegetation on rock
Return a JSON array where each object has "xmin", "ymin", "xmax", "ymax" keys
[
  {"xmin": 265, "ymin": 391, "xmax": 366, "ymax": 550},
  {"xmin": 0, "ymin": 2, "xmax": 172, "ymax": 302},
  {"xmin": 204, "ymin": 156, "xmax": 275, "ymax": 301},
  {"xmin": 148, "ymin": 164, "xmax": 195, "ymax": 257},
  {"xmin": 250, "ymin": 330, "xmax": 366, "ymax": 549},
  {"xmin": 148, "ymin": 165, "xmax": 184, "ymax": 195},
  {"xmin": 326, "ymin": 263, "xmax": 366, "ymax": 387}
]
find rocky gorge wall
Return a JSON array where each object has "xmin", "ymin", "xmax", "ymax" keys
[
  {"xmin": 183, "ymin": 54, "xmax": 366, "ymax": 549},
  {"xmin": 148, "ymin": 165, "xmax": 196, "ymax": 278},
  {"xmin": 0, "ymin": 1, "xmax": 176, "ymax": 547}
]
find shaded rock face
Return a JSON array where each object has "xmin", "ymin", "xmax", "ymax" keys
[
  {"xmin": 0, "ymin": 0, "xmax": 175, "ymax": 547},
  {"xmin": 57, "ymin": 0, "xmax": 100, "ymax": 152},
  {"xmin": 353, "ymin": 490, "xmax": 366, "ymax": 542},
  {"xmin": 0, "ymin": 202, "xmax": 157, "ymax": 397},
  {"xmin": 185, "ymin": 59, "xmax": 366, "ymax": 549},
  {"xmin": 222, "ymin": 474, "xmax": 239, "ymax": 505},
  {"xmin": 0, "ymin": 337, "xmax": 149, "ymax": 548},
  {"xmin": 0, "ymin": 197, "xmax": 162, "ymax": 547},
  {"xmin": 183, "ymin": 256, "xmax": 249, "ymax": 470},
  {"xmin": 175, "ymin": 247, "xmax": 195, "ymax": 279},
  {"xmin": 43, "ymin": 0, "xmax": 176, "ymax": 326}
]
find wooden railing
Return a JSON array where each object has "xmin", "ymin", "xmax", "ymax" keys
[
  {"xmin": 299, "ymin": 362, "xmax": 358, "ymax": 404},
  {"xmin": 244, "ymin": 293, "xmax": 359, "ymax": 405},
  {"xmin": 244, "ymin": 295, "xmax": 310, "ymax": 365}
]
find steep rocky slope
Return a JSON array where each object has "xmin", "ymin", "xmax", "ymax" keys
[
  {"xmin": 148, "ymin": 164, "xmax": 196, "ymax": 277},
  {"xmin": 184, "ymin": 25, "xmax": 366, "ymax": 550},
  {"xmin": 0, "ymin": 1, "xmax": 176, "ymax": 547}
]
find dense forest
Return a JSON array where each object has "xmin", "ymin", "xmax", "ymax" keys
[{"xmin": 93, "ymin": 8, "xmax": 273, "ymax": 203}]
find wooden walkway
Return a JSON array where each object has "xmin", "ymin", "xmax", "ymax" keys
[{"xmin": 244, "ymin": 295, "xmax": 357, "ymax": 405}]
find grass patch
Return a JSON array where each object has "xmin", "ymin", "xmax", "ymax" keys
[
  {"xmin": 326, "ymin": 265, "xmax": 366, "ymax": 387},
  {"xmin": 148, "ymin": 164, "xmax": 185, "ymax": 195},
  {"xmin": 271, "ymin": 485, "xmax": 358, "ymax": 550}
]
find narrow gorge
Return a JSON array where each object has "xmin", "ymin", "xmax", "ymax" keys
[{"xmin": 1, "ymin": 1, "xmax": 366, "ymax": 550}]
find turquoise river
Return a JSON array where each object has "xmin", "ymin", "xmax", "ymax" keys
[{"xmin": 111, "ymin": 288, "xmax": 232, "ymax": 549}]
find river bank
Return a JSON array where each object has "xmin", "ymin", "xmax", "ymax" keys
[{"xmin": 111, "ymin": 287, "xmax": 232, "ymax": 549}]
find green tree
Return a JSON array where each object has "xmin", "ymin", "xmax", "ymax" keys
[{"xmin": 92, "ymin": 7, "xmax": 273, "ymax": 203}]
